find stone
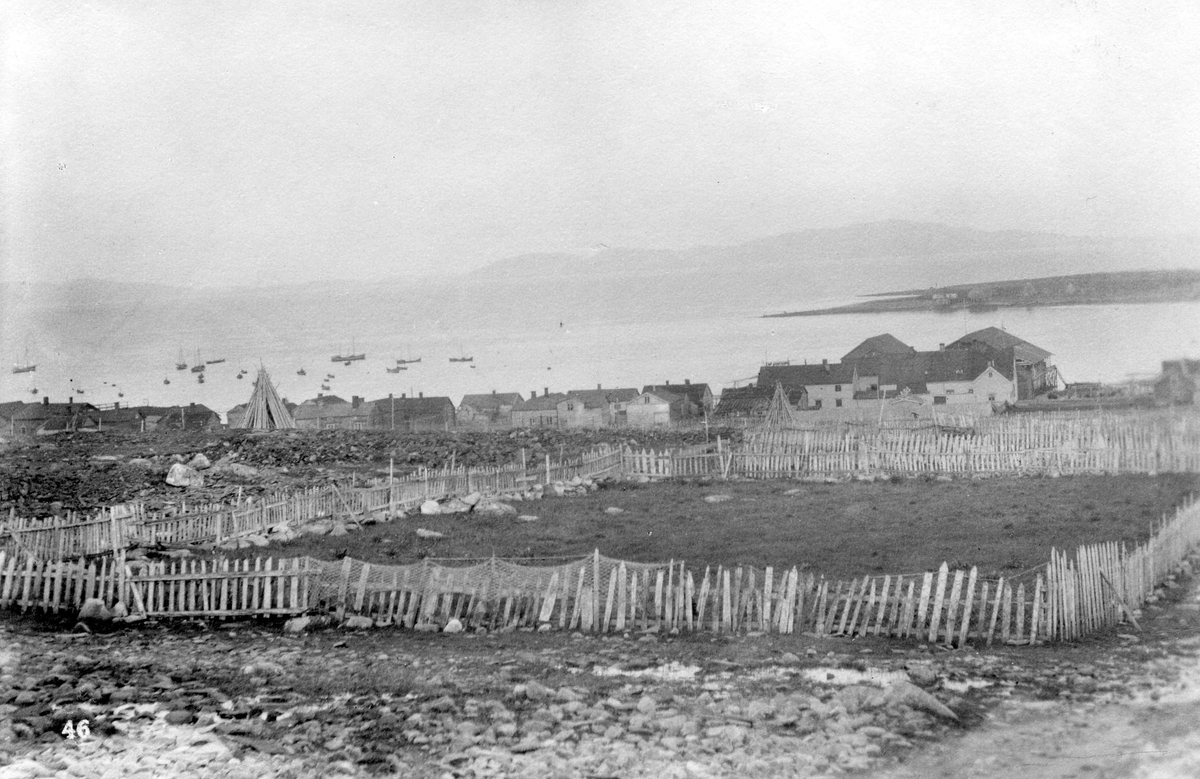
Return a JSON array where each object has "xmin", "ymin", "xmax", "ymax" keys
[
  {"xmin": 886, "ymin": 681, "xmax": 958, "ymax": 721},
  {"xmin": 635, "ymin": 696, "xmax": 657, "ymax": 714},
  {"xmin": 476, "ymin": 500, "xmax": 518, "ymax": 515},
  {"xmin": 246, "ymin": 534, "xmax": 270, "ymax": 546},
  {"xmin": 328, "ymin": 523, "xmax": 349, "ymax": 537},
  {"xmin": 299, "ymin": 519, "xmax": 334, "ymax": 536},
  {"xmin": 284, "ymin": 616, "xmax": 313, "ymax": 634},
  {"xmin": 187, "ymin": 453, "xmax": 211, "ymax": 470},
  {"xmin": 443, "ymin": 498, "xmax": 472, "ymax": 514},
  {"xmin": 905, "ymin": 663, "xmax": 938, "ymax": 687},
  {"xmin": 517, "ymin": 515, "xmax": 539, "ymax": 522},
  {"xmin": 165, "ymin": 709, "xmax": 196, "ymax": 725},
  {"xmin": 443, "ymin": 618, "xmax": 464, "ymax": 634},
  {"xmin": 242, "ymin": 660, "xmax": 286, "ymax": 676},
  {"xmin": 703, "ymin": 494, "xmax": 732, "ymax": 503},
  {"xmin": 604, "ymin": 507, "xmax": 625, "ymax": 515},
  {"xmin": 416, "ymin": 528, "xmax": 444, "ymax": 539},
  {"xmin": 165, "ymin": 463, "xmax": 204, "ymax": 488},
  {"xmin": 78, "ymin": 598, "xmax": 112, "ymax": 622},
  {"xmin": 462, "ymin": 492, "xmax": 482, "ymax": 507},
  {"xmin": 342, "ymin": 615, "xmax": 374, "ymax": 629},
  {"xmin": 110, "ymin": 601, "xmax": 128, "ymax": 619},
  {"xmin": 420, "ymin": 500, "xmax": 441, "ymax": 516}
]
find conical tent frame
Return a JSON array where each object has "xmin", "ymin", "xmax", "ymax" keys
[
  {"xmin": 761, "ymin": 381, "xmax": 800, "ymax": 431},
  {"xmin": 237, "ymin": 368, "xmax": 296, "ymax": 429}
]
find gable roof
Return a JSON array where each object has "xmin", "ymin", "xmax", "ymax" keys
[
  {"xmin": 842, "ymin": 333, "xmax": 915, "ymax": 362},
  {"xmin": 857, "ymin": 349, "xmax": 1015, "ymax": 386},
  {"xmin": 949, "ymin": 327, "xmax": 1051, "ymax": 363},
  {"xmin": 11, "ymin": 402, "xmax": 98, "ymax": 421},
  {"xmin": 563, "ymin": 388, "xmax": 640, "ymax": 408},
  {"xmin": 642, "ymin": 383, "xmax": 711, "ymax": 407},
  {"xmin": 0, "ymin": 401, "xmax": 26, "ymax": 419},
  {"xmin": 296, "ymin": 394, "xmax": 348, "ymax": 408},
  {"xmin": 460, "ymin": 392, "xmax": 524, "ymax": 410},
  {"xmin": 513, "ymin": 393, "xmax": 568, "ymax": 412},
  {"xmin": 758, "ymin": 362, "xmax": 859, "ymax": 388},
  {"xmin": 715, "ymin": 385, "xmax": 807, "ymax": 415},
  {"xmin": 639, "ymin": 388, "xmax": 685, "ymax": 404}
]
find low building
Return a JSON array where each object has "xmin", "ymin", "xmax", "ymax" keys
[
  {"xmin": 1155, "ymin": 359, "xmax": 1200, "ymax": 406},
  {"xmin": 9, "ymin": 398, "xmax": 101, "ymax": 435},
  {"xmin": 367, "ymin": 394, "xmax": 456, "ymax": 431},
  {"xmin": 714, "ymin": 385, "xmax": 808, "ymax": 419},
  {"xmin": 458, "ymin": 392, "xmax": 524, "ymax": 426},
  {"xmin": 510, "ymin": 391, "xmax": 568, "ymax": 428},
  {"xmin": 0, "ymin": 401, "xmax": 26, "ymax": 435},
  {"xmin": 626, "ymin": 388, "xmax": 687, "ymax": 427},
  {"xmin": 757, "ymin": 361, "xmax": 867, "ymax": 410},
  {"xmin": 557, "ymin": 387, "xmax": 640, "ymax": 428},
  {"xmin": 947, "ymin": 327, "xmax": 1056, "ymax": 399},
  {"xmin": 95, "ymin": 403, "xmax": 144, "ymax": 433},
  {"xmin": 841, "ymin": 333, "xmax": 916, "ymax": 362},
  {"xmin": 640, "ymin": 380, "xmax": 714, "ymax": 415},
  {"xmin": 157, "ymin": 403, "xmax": 222, "ymax": 431}
]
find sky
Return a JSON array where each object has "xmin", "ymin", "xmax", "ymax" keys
[{"xmin": 3, "ymin": 0, "xmax": 1199, "ymax": 288}]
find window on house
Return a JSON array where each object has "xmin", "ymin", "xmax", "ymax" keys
[
  {"xmin": 968, "ymin": 389, "xmax": 975, "ymax": 394},
  {"xmin": 814, "ymin": 400, "xmax": 822, "ymax": 409},
  {"xmin": 834, "ymin": 384, "xmax": 842, "ymax": 392},
  {"xmin": 567, "ymin": 403, "xmax": 574, "ymax": 411},
  {"xmin": 988, "ymin": 394, "xmax": 996, "ymax": 402},
  {"xmin": 835, "ymin": 399, "xmax": 843, "ymax": 407},
  {"xmin": 643, "ymin": 397, "xmax": 650, "ymax": 404},
  {"xmin": 946, "ymin": 389, "xmax": 955, "ymax": 394},
  {"xmin": 934, "ymin": 396, "xmax": 947, "ymax": 405}
]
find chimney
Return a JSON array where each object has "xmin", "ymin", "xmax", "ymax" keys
[
  {"xmin": 939, "ymin": 343, "xmax": 945, "ymax": 351},
  {"xmin": 190, "ymin": 402, "xmax": 195, "ymax": 408},
  {"xmin": 114, "ymin": 401, "xmax": 119, "ymax": 410},
  {"xmin": 317, "ymin": 392, "xmax": 323, "ymax": 399},
  {"xmin": 401, "ymin": 393, "xmax": 407, "ymax": 399},
  {"xmin": 389, "ymin": 392, "xmax": 393, "ymax": 400},
  {"xmin": 684, "ymin": 379, "xmax": 690, "ymax": 385},
  {"xmin": 418, "ymin": 392, "xmax": 423, "ymax": 398},
  {"xmin": 68, "ymin": 396, "xmax": 73, "ymax": 406},
  {"xmin": 352, "ymin": 395, "xmax": 362, "ymax": 408},
  {"xmin": 822, "ymin": 359, "xmax": 829, "ymax": 373},
  {"xmin": 43, "ymin": 396, "xmax": 49, "ymax": 406},
  {"xmin": 532, "ymin": 389, "xmax": 537, "ymax": 400},
  {"xmin": 597, "ymin": 383, "xmax": 602, "ymax": 390},
  {"xmin": 492, "ymin": 389, "xmax": 496, "ymax": 395},
  {"xmin": 544, "ymin": 387, "xmax": 549, "ymax": 397}
]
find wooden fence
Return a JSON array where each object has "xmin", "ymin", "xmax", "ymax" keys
[
  {"xmin": 0, "ymin": 445, "xmax": 625, "ymax": 560},
  {"xmin": 624, "ymin": 410, "xmax": 1200, "ymax": 479},
  {"xmin": 4, "ymin": 493, "xmax": 1197, "ymax": 644}
]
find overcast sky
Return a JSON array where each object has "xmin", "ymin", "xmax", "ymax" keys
[{"xmin": 4, "ymin": 0, "xmax": 1198, "ymax": 287}]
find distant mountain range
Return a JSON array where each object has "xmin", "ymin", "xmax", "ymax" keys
[{"xmin": 5, "ymin": 221, "xmax": 1198, "ymax": 330}]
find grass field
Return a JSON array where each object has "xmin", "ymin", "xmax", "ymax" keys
[{"xmin": 210, "ymin": 473, "xmax": 1200, "ymax": 580}]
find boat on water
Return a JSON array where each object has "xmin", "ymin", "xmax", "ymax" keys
[
  {"xmin": 163, "ymin": 378, "xmax": 170, "ymax": 385},
  {"xmin": 12, "ymin": 347, "xmax": 35, "ymax": 374},
  {"xmin": 396, "ymin": 358, "xmax": 422, "ymax": 364},
  {"xmin": 449, "ymin": 356, "xmax": 474, "ymax": 363},
  {"xmin": 320, "ymin": 383, "xmax": 330, "ymax": 390},
  {"xmin": 331, "ymin": 338, "xmax": 365, "ymax": 363},
  {"xmin": 175, "ymin": 348, "xmax": 188, "ymax": 370},
  {"xmin": 189, "ymin": 350, "xmax": 205, "ymax": 373},
  {"xmin": 297, "ymin": 368, "xmax": 307, "ymax": 376},
  {"xmin": 29, "ymin": 388, "xmax": 37, "ymax": 395},
  {"xmin": 386, "ymin": 366, "xmax": 407, "ymax": 373},
  {"xmin": 205, "ymin": 358, "xmax": 226, "ymax": 365}
]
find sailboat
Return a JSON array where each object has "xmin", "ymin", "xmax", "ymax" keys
[
  {"xmin": 386, "ymin": 365, "xmax": 407, "ymax": 373},
  {"xmin": 175, "ymin": 349, "xmax": 188, "ymax": 371},
  {"xmin": 396, "ymin": 357, "xmax": 422, "ymax": 364},
  {"xmin": 297, "ymin": 368, "xmax": 307, "ymax": 376},
  {"xmin": 11, "ymin": 347, "xmax": 35, "ymax": 374},
  {"xmin": 163, "ymin": 377, "xmax": 171, "ymax": 385},
  {"xmin": 331, "ymin": 338, "xmax": 365, "ymax": 363},
  {"xmin": 190, "ymin": 350, "xmax": 205, "ymax": 373},
  {"xmin": 205, "ymin": 357, "xmax": 226, "ymax": 365},
  {"xmin": 449, "ymin": 355, "xmax": 474, "ymax": 363}
]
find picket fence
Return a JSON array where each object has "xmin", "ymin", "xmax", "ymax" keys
[
  {"xmin": 624, "ymin": 411, "xmax": 1200, "ymax": 479},
  {"xmin": 3, "ymin": 494, "xmax": 1197, "ymax": 645},
  {"xmin": 0, "ymin": 445, "xmax": 625, "ymax": 561}
]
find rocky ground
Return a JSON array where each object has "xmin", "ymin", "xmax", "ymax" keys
[{"xmin": 3, "ymin": 555, "xmax": 1200, "ymax": 779}]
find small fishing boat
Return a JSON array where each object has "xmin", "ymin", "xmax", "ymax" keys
[
  {"xmin": 386, "ymin": 366, "xmax": 407, "ymax": 373},
  {"xmin": 190, "ymin": 349, "xmax": 205, "ymax": 372},
  {"xmin": 205, "ymin": 358, "xmax": 226, "ymax": 365},
  {"xmin": 320, "ymin": 383, "xmax": 330, "ymax": 390},
  {"xmin": 29, "ymin": 387, "xmax": 37, "ymax": 395},
  {"xmin": 396, "ymin": 357, "xmax": 422, "ymax": 364},
  {"xmin": 175, "ymin": 348, "xmax": 188, "ymax": 370},
  {"xmin": 163, "ymin": 378, "xmax": 170, "ymax": 385},
  {"xmin": 75, "ymin": 388, "xmax": 84, "ymax": 395},
  {"xmin": 449, "ymin": 356, "xmax": 474, "ymax": 363},
  {"xmin": 297, "ymin": 368, "xmax": 307, "ymax": 376}
]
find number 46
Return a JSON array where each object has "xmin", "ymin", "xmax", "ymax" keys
[{"xmin": 62, "ymin": 719, "xmax": 90, "ymax": 739}]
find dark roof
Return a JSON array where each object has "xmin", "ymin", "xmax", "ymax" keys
[
  {"xmin": 11, "ymin": 402, "xmax": 98, "ymax": 421},
  {"xmin": 856, "ymin": 350, "xmax": 1014, "ymax": 385},
  {"xmin": 715, "ymin": 385, "xmax": 807, "ymax": 415},
  {"xmin": 297, "ymin": 394, "xmax": 348, "ymax": 408},
  {"xmin": 460, "ymin": 393, "xmax": 524, "ymax": 410},
  {"xmin": 513, "ymin": 393, "xmax": 568, "ymax": 412},
  {"xmin": 853, "ymin": 385, "xmax": 928, "ymax": 400},
  {"xmin": 948, "ymin": 327, "xmax": 1051, "ymax": 363},
  {"xmin": 642, "ymin": 383, "xmax": 711, "ymax": 407},
  {"xmin": 758, "ymin": 362, "xmax": 858, "ymax": 388},
  {"xmin": 0, "ymin": 401, "xmax": 26, "ymax": 419},
  {"xmin": 639, "ymin": 388, "xmax": 685, "ymax": 404},
  {"xmin": 97, "ymin": 407, "xmax": 142, "ymax": 424},
  {"xmin": 130, "ymin": 406, "xmax": 177, "ymax": 418},
  {"xmin": 562, "ymin": 388, "xmax": 640, "ymax": 408},
  {"xmin": 842, "ymin": 334, "xmax": 915, "ymax": 362}
]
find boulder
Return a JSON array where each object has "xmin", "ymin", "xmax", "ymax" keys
[
  {"xmin": 165, "ymin": 463, "xmax": 204, "ymax": 489},
  {"xmin": 461, "ymin": 492, "xmax": 482, "ymax": 507},
  {"xmin": 110, "ymin": 601, "xmax": 129, "ymax": 620},
  {"xmin": 443, "ymin": 618, "xmax": 464, "ymax": 634},
  {"xmin": 342, "ymin": 615, "xmax": 374, "ymax": 629},
  {"xmin": 416, "ymin": 528, "xmax": 444, "ymax": 539},
  {"xmin": 187, "ymin": 453, "xmax": 211, "ymax": 470},
  {"xmin": 517, "ymin": 515, "xmax": 539, "ymax": 522},
  {"xmin": 284, "ymin": 616, "xmax": 313, "ymax": 634},
  {"xmin": 885, "ymin": 681, "xmax": 958, "ymax": 721},
  {"xmin": 475, "ymin": 500, "xmax": 517, "ymax": 515},
  {"xmin": 703, "ymin": 494, "xmax": 732, "ymax": 503},
  {"xmin": 442, "ymin": 498, "xmax": 472, "ymax": 514},
  {"xmin": 78, "ymin": 598, "xmax": 112, "ymax": 622},
  {"xmin": 420, "ymin": 500, "xmax": 441, "ymax": 516},
  {"xmin": 299, "ymin": 519, "xmax": 335, "ymax": 536},
  {"xmin": 211, "ymin": 462, "xmax": 259, "ymax": 479},
  {"xmin": 604, "ymin": 507, "xmax": 626, "ymax": 516},
  {"xmin": 328, "ymin": 523, "xmax": 349, "ymax": 537}
]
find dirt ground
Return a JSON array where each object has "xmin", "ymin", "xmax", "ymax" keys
[{"xmin": 2, "ymin": 556, "xmax": 1200, "ymax": 778}]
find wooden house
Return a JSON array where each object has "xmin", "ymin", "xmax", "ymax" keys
[
  {"xmin": 626, "ymin": 389, "xmax": 687, "ymax": 427},
  {"xmin": 458, "ymin": 392, "xmax": 524, "ymax": 425},
  {"xmin": 714, "ymin": 385, "xmax": 808, "ymax": 419},
  {"xmin": 368, "ymin": 394, "xmax": 456, "ymax": 431},
  {"xmin": 1155, "ymin": 359, "xmax": 1200, "ymax": 406},
  {"xmin": 641, "ymin": 380, "xmax": 714, "ymax": 415},
  {"xmin": 510, "ymin": 391, "xmax": 568, "ymax": 428},
  {"xmin": 557, "ymin": 387, "xmax": 640, "ymax": 428},
  {"xmin": 0, "ymin": 401, "xmax": 26, "ymax": 436},
  {"xmin": 157, "ymin": 403, "xmax": 222, "ymax": 431},
  {"xmin": 9, "ymin": 398, "xmax": 101, "ymax": 435},
  {"xmin": 947, "ymin": 327, "xmax": 1056, "ymax": 399}
]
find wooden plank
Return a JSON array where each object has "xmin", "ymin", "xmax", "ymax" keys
[
  {"xmin": 928, "ymin": 564, "xmax": 948, "ymax": 643},
  {"xmin": 615, "ymin": 562, "xmax": 628, "ymax": 632},
  {"xmin": 354, "ymin": 562, "xmax": 371, "ymax": 614},
  {"xmin": 944, "ymin": 569, "xmax": 964, "ymax": 645},
  {"xmin": 539, "ymin": 571, "xmax": 561, "ymax": 625},
  {"xmin": 336, "ymin": 556, "xmax": 353, "ymax": 621},
  {"xmin": 915, "ymin": 571, "xmax": 934, "ymax": 638},
  {"xmin": 958, "ymin": 567, "xmax": 978, "ymax": 647},
  {"xmin": 602, "ymin": 567, "xmax": 618, "ymax": 632},
  {"xmin": 872, "ymin": 575, "xmax": 891, "ymax": 637},
  {"xmin": 986, "ymin": 578, "xmax": 1005, "ymax": 645}
]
